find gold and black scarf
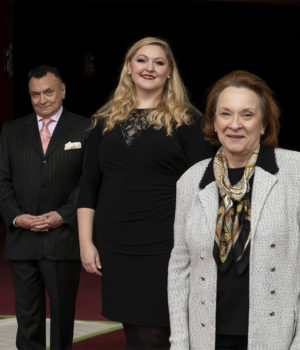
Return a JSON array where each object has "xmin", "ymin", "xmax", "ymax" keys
[{"xmin": 213, "ymin": 146, "xmax": 259, "ymax": 273}]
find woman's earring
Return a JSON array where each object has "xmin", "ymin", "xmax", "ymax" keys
[
  {"xmin": 167, "ymin": 75, "xmax": 171, "ymax": 79},
  {"xmin": 128, "ymin": 71, "xmax": 131, "ymax": 75}
]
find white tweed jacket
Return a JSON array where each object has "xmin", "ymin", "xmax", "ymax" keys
[{"xmin": 168, "ymin": 148, "xmax": 300, "ymax": 350}]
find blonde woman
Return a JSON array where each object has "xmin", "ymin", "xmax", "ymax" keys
[{"xmin": 77, "ymin": 37, "xmax": 212, "ymax": 349}]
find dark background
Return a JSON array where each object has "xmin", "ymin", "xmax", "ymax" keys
[{"xmin": 12, "ymin": 0, "xmax": 300, "ymax": 151}]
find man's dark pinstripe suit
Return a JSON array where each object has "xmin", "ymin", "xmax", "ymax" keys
[{"xmin": 0, "ymin": 108, "xmax": 90, "ymax": 349}]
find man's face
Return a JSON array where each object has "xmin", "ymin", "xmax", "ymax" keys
[{"xmin": 28, "ymin": 73, "xmax": 66, "ymax": 119}]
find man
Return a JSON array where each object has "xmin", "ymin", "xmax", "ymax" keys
[{"xmin": 0, "ymin": 65, "xmax": 90, "ymax": 350}]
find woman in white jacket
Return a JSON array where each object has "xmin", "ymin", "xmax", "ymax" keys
[{"xmin": 168, "ymin": 70, "xmax": 300, "ymax": 350}]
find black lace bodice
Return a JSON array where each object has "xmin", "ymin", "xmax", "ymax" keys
[{"xmin": 119, "ymin": 109, "xmax": 151, "ymax": 146}]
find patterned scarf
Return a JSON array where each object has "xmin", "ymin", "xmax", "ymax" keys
[{"xmin": 213, "ymin": 146, "xmax": 259, "ymax": 273}]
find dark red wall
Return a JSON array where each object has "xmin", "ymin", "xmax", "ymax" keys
[{"xmin": 0, "ymin": 0, "xmax": 13, "ymax": 129}]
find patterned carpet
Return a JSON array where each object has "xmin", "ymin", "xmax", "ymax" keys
[
  {"xmin": 0, "ymin": 316, "xmax": 124, "ymax": 350},
  {"xmin": 0, "ymin": 224, "xmax": 126, "ymax": 349}
]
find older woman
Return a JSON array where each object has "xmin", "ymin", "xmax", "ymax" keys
[
  {"xmin": 168, "ymin": 70, "xmax": 300, "ymax": 350},
  {"xmin": 77, "ymin": 37, "xmax": 212, "ymax": 349}
]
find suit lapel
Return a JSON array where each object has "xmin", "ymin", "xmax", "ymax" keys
[
  {"xmin": 197, "ymin": 182, "xmax": 219, "ymax": 237},
  {"xmin": 22, "ymin": 114, "xmax": 44, "ymax": 158},
  {"xmin": 45, "ymin": 109, "xmax": 73, "ymax": 157},
  {"xmin": 196, "ymin": 148, "xmax": 279, "ymax": 243},
  {"xmin": 196, "ymin": 169, "xmax": 278, "ymax": 246},
  {"xmin": 251, "ymin": 166, "xmax": 278, "ymax": 239}
]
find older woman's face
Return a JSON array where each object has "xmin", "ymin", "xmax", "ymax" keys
[
  {"xmin": 214, "ymin": 86, "xmax": 265, "ymax": 167},
  {"xmin": 127, "ymin": 45, "xmax": 171, "ymax": 97}
]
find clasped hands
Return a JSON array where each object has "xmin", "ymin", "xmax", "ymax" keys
[{"xmin": 15, "ymin": 211, "xmax": 64, "ymax": 231}]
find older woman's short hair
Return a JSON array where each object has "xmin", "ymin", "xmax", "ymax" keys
[{"xmin": 203, "ymin": 70, "xmax": 280, "ymax": 147}]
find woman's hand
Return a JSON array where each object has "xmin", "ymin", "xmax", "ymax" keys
[
  {"xmin": 77, "ymin": 208, "xmax": 101, "ymax": 275},
  {"xmin": 80, "ymin": 242, "xmax": 102, "ymax": 276}
]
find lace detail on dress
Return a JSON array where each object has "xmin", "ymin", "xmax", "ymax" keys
[{"xmin": 119, "ymin": 109, "xmax": 151, "ymax": 146}]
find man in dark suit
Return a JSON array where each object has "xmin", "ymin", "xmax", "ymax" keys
[{"xmin": 0, "ymin": 65, "xmax": 90, "ymax": 350}]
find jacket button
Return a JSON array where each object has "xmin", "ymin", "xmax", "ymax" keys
[
  {"xmin": 42, "ymin": 160, "xmax": 47, "ymax": 164},
  {"xmin": 270, "ymin": 290, "xmax": 276, "ymax": 294},
  {"xmin": 269, "ymin": 312, "xmax": 275, "ymax": 316},
  {"xmin": 201, "ymin": 299, "xmax": 205, "ymax": 304},
  {"xmin": 201, "ymin": 276, "xmax": 206, "ymax": 281},
  {"xmin": 270, "ymin": 267, "xmax": 276, "ymax": 272},
  {"xmin": 200, "ymin": 255, "xmax": 204, "ymax": 260},
  {"xmin": 270, "ymin": 243, "xmax": 276, "ymax": 248},
  {"xmin": 201, "ymin": 322, "xmax": 205, "ymax": 327}
]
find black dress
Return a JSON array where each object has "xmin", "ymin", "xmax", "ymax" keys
[{"xmin": 78, "ymin": 109, "xmax": 212, "ymax": 326}]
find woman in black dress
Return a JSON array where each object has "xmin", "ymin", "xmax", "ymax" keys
[{"xmin": 77, "ymin": 37, "xmax": 212, "ymax": 349}]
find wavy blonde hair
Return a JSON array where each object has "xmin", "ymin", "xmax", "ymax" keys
[{"xmin": 92, "ymin": 37, "xmax": 194, "ymax": 135}]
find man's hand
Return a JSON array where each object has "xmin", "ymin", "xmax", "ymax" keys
[
  {"xmin": 30, "ymin": 211, "xmax": 64, "ymax": 231},
  {"xmin": 15, "ymin": 214, "xmax": 40, "ymax": 230}
]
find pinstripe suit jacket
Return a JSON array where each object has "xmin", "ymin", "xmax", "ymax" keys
[{"xmin": 0, "ymin": 108, "xmax": 90, "ymax": 260}]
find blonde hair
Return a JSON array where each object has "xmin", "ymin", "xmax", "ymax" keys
[{"xmin": 92, "ymin": 37, "xmax": 194, "ymax": 135}]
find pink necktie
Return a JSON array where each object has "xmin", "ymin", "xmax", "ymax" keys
[{"xmin": 40, "ymin": 119, "xmax": 53, "ymax": 154}]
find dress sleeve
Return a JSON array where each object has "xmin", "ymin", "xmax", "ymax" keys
[
  {"xmin": 77, "ymin": 122, "xmax": 103, "ymax": 209},
  {"xmin": 177, "ymin": 109, "xmax": 213, "ymax": 167}
]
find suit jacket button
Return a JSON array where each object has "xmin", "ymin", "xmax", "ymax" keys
[
  {"xmin": 42, "ymin": 160, "xmax": 47, "ymax": 164},
  {"xmin": 269, "ymin": 312, "xmax": 275, "ymax": 316},
  {"xmin": 201, "ymin": 299, "xmax": 205, "ymax": 304},
  {"xmin": 270, "ymin": 290, "xmax": 276, "ymax": 294},
  {"xmin": 270, "ymin": 243, "xmax": 276, "ymax": 248},
  {"xmin": 201, "ymin": 276, "xmax": 206, "ymax": 281},
  {"xmin": 200, "ymin": 255, "xmax": 204, "ymax": 260},
  {"xmin": 270, "ymin": 267, "xmax": 276, "ymax": 272},
  {"xmin": 201, "ymin": 322, "xmax": 205, "ymax": 327}
]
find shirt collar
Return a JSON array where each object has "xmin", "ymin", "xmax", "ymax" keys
[
  {"xmin": 36, "ymin": 105, "xmax": 63, "ymax": 123},
  {"xmin": 199, "ymin": 147, "xmax": 279, "ymax": 190}
]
